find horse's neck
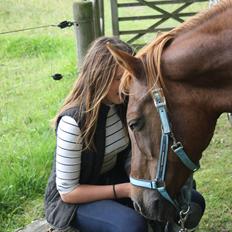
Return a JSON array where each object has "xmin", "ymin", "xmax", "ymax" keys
[
  {"xmin": 158, "ymin": 8, "xmax": 232, "ymax": 161},
  {"xmin": 162, "ymin": 22, "xmax": 232, "ymax": 114}
]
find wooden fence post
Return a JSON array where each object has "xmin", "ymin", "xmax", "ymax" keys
[
  {"xmin": 110, "ymin": 0, "xmax": 119, "ymax": 37},
  {"xmin": 73, "ymin": 1, "xmax": 95, "ymax": 67},
  {"xmin": 99, "ymin": 0, "xmax": 105, "ymax": 36},
  {"xmin": 92, "ymin": 0, "xmax": 101, "ymax": 37}
]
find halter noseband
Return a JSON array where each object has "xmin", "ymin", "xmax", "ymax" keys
[{"xmin": 129, "ymin": 88, "xmax": 200, "ymax": 229}]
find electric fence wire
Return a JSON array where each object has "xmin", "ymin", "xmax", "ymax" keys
[{"xmin": 0, "ymin": 21, "xmax": 76, "ymax": 35}]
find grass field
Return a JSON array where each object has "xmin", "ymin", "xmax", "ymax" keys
[{"xmin": 0, "ymin": 1, "xmax": 231, "ymax": 232}]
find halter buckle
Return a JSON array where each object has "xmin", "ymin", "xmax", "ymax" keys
[
  {"xmin": 171, "ymin": 141, "xmax": 183, "ymax": 151},
  {"xmin": 151, "ymin": 88, "xmax": 166, "ymax": 108}
]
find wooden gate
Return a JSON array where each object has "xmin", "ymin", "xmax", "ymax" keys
[{"xmin": 110, "ymin": 0, "xmax": 209, "ymax": 48}]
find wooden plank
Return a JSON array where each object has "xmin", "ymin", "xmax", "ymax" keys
[
  {"xmin": 92, "ymin": 0, "xmax": 101, "ymax": 38},
  {"xmin": 120, "ymin": 27, "xmax": 173, "ymax": 35},
  {"xmin": 99, "ymin": 0, "xmax": 105, "ymax": 35},
  {"xmin": 136, "ymin": 0, "xmax": 191, "ymax": 23},
  {"xmin": 118, "ymin": 0, "xmax": 208, "ymax": 7},
  {"xmin": 110, "ymin": 0, "xmax": 120, "ymax": 37},
  {"xmin": 119, "ymin": 12, "xmax": 196, "ymax": 21},
  {"xmin": 126, "ymin": 16, "xmax": 168, "ymax": 44},
  {"xmin": 112, "ymin": 0, "xmax": 208, "ymax": 45},
  {"xmin": 125, "ymin": 1, "xmax": 194, "ymax": 44}
]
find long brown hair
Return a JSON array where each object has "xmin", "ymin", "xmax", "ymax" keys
[{"xmin": 53, "ymin": 37, "xmax": 133, "ymax": 150}]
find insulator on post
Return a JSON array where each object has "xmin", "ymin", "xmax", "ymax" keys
[
  {"xmin": 52, "ymin": 73, "xmax": 63, "ymax": 80},
  {"xmin": 57, "ymin": 21, "xmax": 75, "ymax": 29}
]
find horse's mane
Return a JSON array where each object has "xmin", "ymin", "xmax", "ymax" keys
[{"xmin": 120, "ymin": 0, "xmax": 232, "ymax": 94}]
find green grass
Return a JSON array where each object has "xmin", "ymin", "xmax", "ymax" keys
[
  {"xmin": 196, "ymin": 115, "xmax": 232, "ymax": 231},
  {"xmin": 0, "ymin": 34, "xmax": 76, "ymax": 231},
  {"xmin": 0, "ymin": 1, "xmax": 231, "ymax": 232},
  {"xmin": 0, "ymin": 1, "xmax": 76, "ymax": 230}
]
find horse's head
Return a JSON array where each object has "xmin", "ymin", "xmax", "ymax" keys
[
  {"xmin": 107, "ymin": 42, "xmax": 218, "ymax": 222},
  {"xmin": 107, "ymin": 1, "xmax": 232, "ymax": 223}
]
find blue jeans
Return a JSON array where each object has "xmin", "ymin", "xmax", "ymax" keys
[
  {"xmin": 72, "ymin": 199, "xmax": 148, "ymax": 232},
  {"xmin": 71, "ymin": 189, "xmax": 205, "ymax": 232}
]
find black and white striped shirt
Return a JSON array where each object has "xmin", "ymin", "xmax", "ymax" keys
[{"xmin": 56, "ymin": 105, "xmax": 130, "ymax": 193}]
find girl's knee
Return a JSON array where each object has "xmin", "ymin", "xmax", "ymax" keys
[{"xmin": 115, "ymin": 214, "xmax": 148, "ymax": 232}]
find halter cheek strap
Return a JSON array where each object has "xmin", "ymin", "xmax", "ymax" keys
[
  {"xmin": 171, "ymin": 142, "xmax": 200, "ymax": 171},
  {"xmin": 129, "ymin": 88, "xmax": 200, "ymax": 210}
]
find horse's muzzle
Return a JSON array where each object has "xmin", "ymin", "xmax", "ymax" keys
[{"xmin": 132, "ymin": 188, "xmax": 177, "ymax": 222}]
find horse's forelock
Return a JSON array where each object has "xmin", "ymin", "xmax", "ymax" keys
[{"xmin": 119, "ymin": 70, "xmax": 132, "ymax": 97}]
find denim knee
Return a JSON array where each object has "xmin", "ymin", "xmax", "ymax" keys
[
  {"xmin": 72, "ymin": 199, "xmax": 148, "ymax": 232},
  {"xmin": 112, "ymin": 213, "xmax": 148, "ymax": 232}
]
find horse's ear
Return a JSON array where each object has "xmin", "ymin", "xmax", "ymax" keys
[{"xmin": 106, "ymin": 42, "xmax": 143, "ymax": 79}]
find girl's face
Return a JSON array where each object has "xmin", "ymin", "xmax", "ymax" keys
[{"xmin": 103, "ymin": 66, "xmax": 124, "ymax": 105}]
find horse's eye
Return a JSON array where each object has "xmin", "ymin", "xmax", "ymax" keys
[{"xmin": 128, "ymin": 117, "xmax": 144, "ymax": 131}]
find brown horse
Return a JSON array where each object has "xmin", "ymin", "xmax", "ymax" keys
[{"xmin": 107, "ymin": 0, "xmax": 232, "ymax": 224}]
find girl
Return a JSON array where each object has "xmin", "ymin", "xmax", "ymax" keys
[{"xmin": 45, "ymin": 37, "xmax": 148, "ymax": 232}]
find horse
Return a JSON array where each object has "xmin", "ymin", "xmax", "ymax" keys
[{"xmin": 107, "ymin": 0, "xmax": 232, "ymax": 228}]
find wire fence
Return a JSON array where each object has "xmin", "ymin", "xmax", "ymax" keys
[
  {"xmin": 0, "ymin": 20, "xmax": 78, "ymax": 81},
  {"xmin": 0, "ymin": 20, "xmax": 76, "ymax": 35}
]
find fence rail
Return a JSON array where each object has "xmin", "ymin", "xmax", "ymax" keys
[
  {"xmin": 110, "ymin": 0, "xmax": 209, "ymax": 47},
  {"xmin": 117, "ymin": 0, "xmax": 208, "ymax": 7},
  {"xmin": 74, "ymin": 0, "xmax": 212, "ymax": 64}
]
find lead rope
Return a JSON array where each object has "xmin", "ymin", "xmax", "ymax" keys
[
  {"xmin": 179, "ymin": 178, "xmax": 192, "ymax": 231},
  {"xmin": 177, "ymin": 175, "xmax": 193, "ymax": 232}
]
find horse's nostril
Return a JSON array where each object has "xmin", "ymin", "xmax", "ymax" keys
[{"xmin": 133, "ymin": 201, "xmax": 142, "ymax": 213}]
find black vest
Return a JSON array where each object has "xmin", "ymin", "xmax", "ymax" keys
[{"xmin": 44, "ymin": 103, "xmax": 130, "ymax": 230}]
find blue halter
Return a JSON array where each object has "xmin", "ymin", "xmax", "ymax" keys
[{"xmin": 129, "ymin": 88, "xmax": 200, "ymax": 209}]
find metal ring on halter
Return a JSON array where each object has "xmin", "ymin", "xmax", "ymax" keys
[
  {"xmin": 179, "ymin": 205, "xmax": 190, "ymax": 219},
  {"xmin": 178, "ymin": 206, "xmax": 191, "ymax": 232},
  {"xmin": 171, "ymin": 141, "xmax": 183, "ymax": 150}
]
